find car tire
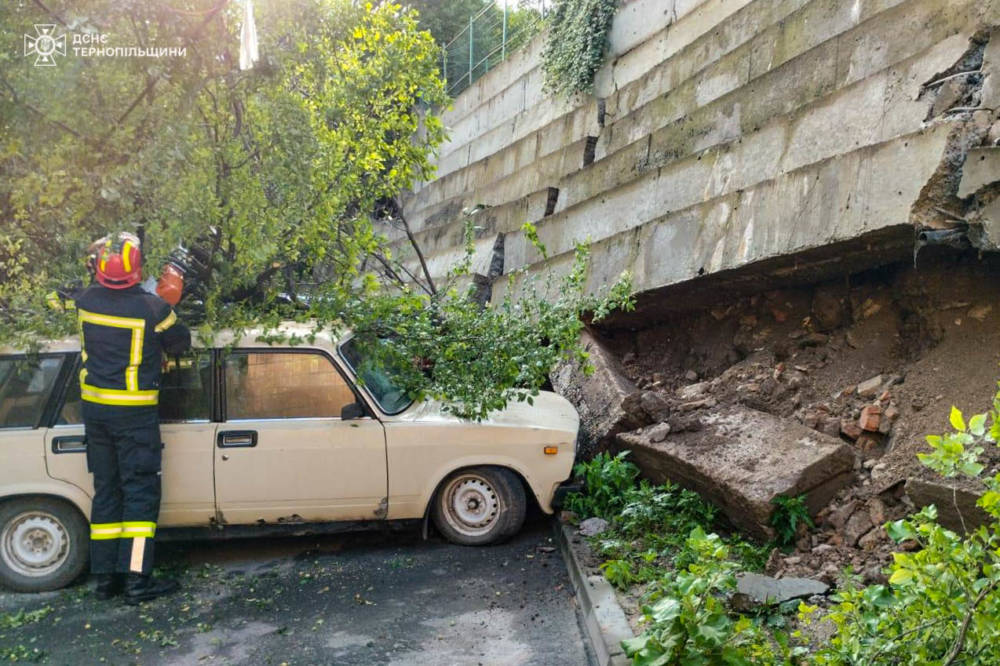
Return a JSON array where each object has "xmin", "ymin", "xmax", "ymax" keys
[
  {"xmin": 431, "ymin": 467, "xmax": 526, "ymax": 546},
  {"xmin": 0, "ymin": 497, "xmax": 89, "ymax": 592}
]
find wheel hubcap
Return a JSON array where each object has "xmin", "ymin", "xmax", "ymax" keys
[
  {"xmin": 2, "ymin": 512, "xmax": 70, "ymax": 577},
  {"xmin": 446, "ymin": 476, "xmax": 500, "ymax": 536}
]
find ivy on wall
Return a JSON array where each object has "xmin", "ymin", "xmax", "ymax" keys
[{"xmin": 541, "ymin": 0, "xmax": 619, "ymax": 97}]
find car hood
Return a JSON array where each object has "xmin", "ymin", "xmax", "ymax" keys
[{"xmin": 389, "ymin": 391, "xmax": 580, "ymax": 434}]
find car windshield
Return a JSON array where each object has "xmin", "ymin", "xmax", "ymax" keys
[{"xmin": 338, "ymin": 338, "xmax": 413, "ymax": 415}]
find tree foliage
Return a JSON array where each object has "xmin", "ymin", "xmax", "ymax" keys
[{"xmin": 0, "ymin": 0, "xmax": 632, "ymax": 419}]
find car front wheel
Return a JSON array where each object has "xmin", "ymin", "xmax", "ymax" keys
[
  {"xmin": 431, "ymin": 467, "xmax": 526, "ymax": 546},
  {"xmin": 0, "ymin": 497, "xmax": 88, "ymax": 592}
]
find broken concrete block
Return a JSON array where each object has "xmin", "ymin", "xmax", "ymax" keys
[
  {"xmin": 618, "ymin": 406, "xmax": 856, "ymax": 540},
  {"xmin": 958, "ymin": 147, "xmax": 1000, "ymax": 198},
  {"xmin": 857, "ymin": 375, "xmax": 884, "ymax": 398},
  {"xmin": 859, "ymin": 405, "xmax": 881, "ymax": 432},
  {"xmin": 904, "ymin": 478, "xmax": 991, "ymax": 533},
  {"xmin": 551, "ymin": 330, "xmax": 637, "ymax": 456},
  {"xmin": 735, "ymin": 573, "xmax": 829, "ymax": 606}
]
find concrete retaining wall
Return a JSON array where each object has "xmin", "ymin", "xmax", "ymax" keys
[{"xmin": 397, "ymin": 0, "xmax": 1000, "ymax": 305}]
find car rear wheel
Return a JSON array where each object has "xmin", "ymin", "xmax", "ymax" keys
[
  {"xmin": 431, "ymin": 467, "xmax": 526, "ymax": 546},
  {"xmin": 0, "ymin": 497, "xmax": 88, "ymax": 592}
]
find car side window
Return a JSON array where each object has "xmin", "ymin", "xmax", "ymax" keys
[
  {"xmin": 56, "ymin": 351, "xmax": 212, "ymax": 424},
  {"xmin": 159, "ymin": 352, "xmax": 213, "ymax": 422},
  {"xmin": 0, "ymin": 356, "xmax": 64, "ymax": 428},
  {"xmin": 224, "ymin": 351, "xmax": 357, "ymax": 420}
]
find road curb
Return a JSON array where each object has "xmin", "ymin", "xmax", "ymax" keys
[{"xmin": 554, "ymin": 522, "xmax": 633, "ymax": 666}]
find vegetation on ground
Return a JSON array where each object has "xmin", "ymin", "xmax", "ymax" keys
[{"xmin": 568, "ymin": 382, "xmax": 1000, "ymax": 664}]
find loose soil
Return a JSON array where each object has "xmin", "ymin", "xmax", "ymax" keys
[{"xmin": 592, "ymin": 250, "xmax": 1000, "ymax": 590}]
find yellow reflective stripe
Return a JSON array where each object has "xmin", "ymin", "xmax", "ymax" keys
[
  {"xmin": 154, "ymin": 311, "xmax": 177, "ymax": 333},
  {"xmin": 121, "ymin": 241, "xmax": 132, "ymax": 272},
  {"xmin": 81, "ymin": 382, "xmax": 158, "ymax": 406},
  {"xmin": 78, "ymin": 308, "xmax": 146, "ymax": 396},
  {"xmin": 81, "ymin": 349, "xmax": 88, "ymax": 362},
  {"xmin": 121, "ymin": 521, "xmax": 156, "ymax": 539},
  {"xmin": 127, "ymin": 326, "xmax": 143, "ymax": 391},
  {"xmin": 78, "ymin": 309, "xmax": 144, "ymax": 330},
  {"xmin": 90, "ymin": 522, "xmax": 123, "ymax": 540}
]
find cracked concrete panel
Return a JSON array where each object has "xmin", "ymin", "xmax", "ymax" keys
[{"xmin": 959, "ymin": 147, "xmax": 1000, "ymax": 197}]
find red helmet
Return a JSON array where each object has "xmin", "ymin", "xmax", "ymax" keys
[{"xmin": 94, "ymin": 232, "xmax": 142, "ymax": 289}]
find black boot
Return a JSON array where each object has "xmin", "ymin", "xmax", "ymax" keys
[
  {"xmin": 94, "ymin": 573, "xmax": 125, "ymax": 600},
  {"xmin": 124, "ymin": 574, "xmax": 179, "ymax": 605}
]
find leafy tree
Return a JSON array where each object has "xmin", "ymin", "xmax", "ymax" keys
[
  {"xmin": 0, "ymin": 0, "xmax": 632, "ymax": 419},
  {"xmin": 407, "ymin": 0, "xmax": 490, "ymax": 47}
]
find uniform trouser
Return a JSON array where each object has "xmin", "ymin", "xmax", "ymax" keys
[{"xmin": 84, "ymin": 406, "xmax": 162, "ymax": 576}]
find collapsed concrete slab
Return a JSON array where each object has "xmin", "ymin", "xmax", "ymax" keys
[
  {"xmin": 618, "ymin": 406, "xmax": 857, "ymax": 540},
  {"xmin": 904, "ymin": 478, "xmax": 991, "ymax": 533},
  {"xmin": 551, "ymin": 330, "xmax": 638, "ymax": 456}
]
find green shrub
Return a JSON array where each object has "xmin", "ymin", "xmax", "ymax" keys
[
  {"xmin": 770, "ymin": 494, "xmax": 814, "ymax": 548},
  {"xmin": 565, "ymin": 450, "xmax": 640, "ymax": 520}
]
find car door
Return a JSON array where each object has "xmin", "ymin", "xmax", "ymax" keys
[
  {"xmin": 213, "ymin": 349, "xmax": 387, "ymax": 524},
  {"xmin": 0, "ymin": 354, "xmax": 68, "ymax": 488},
  {"xmin": 44, "ymin": 351, "xmax": 218, "ymax": 527}
]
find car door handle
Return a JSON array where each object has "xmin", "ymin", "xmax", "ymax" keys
[
  {"xmin": 217, "ymin": 430, "xmax": 257, "ymax": 448},
  {"xmin": 51, "ymin": 436, "xmax": 87, "ymax": 454}
]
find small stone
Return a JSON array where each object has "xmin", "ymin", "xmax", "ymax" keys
[
  {"xmin": 879, "ymin": 390, "xmax": 891, "ymax": 402},
  {"xmin": 856, "ymin": 434, "xmax": 882, "ymax": 456},
  {"xmin": 859, "ymin": 405, "xmax": 881, "ymax": 432},
  {"xmin": 820, "ymin": 417, "xmax": 842, "ymax": 439},
  {"xmin": 676, "ymin": 381, "xmax": 711, "ymax": 401},
  {"xmin": 844, "ymin": 510, "xmax": 874, "ymax": 547},
  {"xmin": 857, "ymin": 375, "xmax": 884, "ymax": 398},
  {"xmin": 648, "ymin": 422, "xmax": 671, "ymax": 443},
  {"xmin": 639, "ymin": 391, "xmax": 672, "ymax": 422},
  {"xmin": 868, "ymin": 498, "xmax": 887, "ymax": 525},
  {"xmin": 622, "ymin": 352, "xmax": 637, "ymax": 364},
  {"xmin": 684, "ymin": 370, "xmax": 699, "ymax": 382},
  {"xmin": 677, "ymin": 397, "xmax": 717, "ymax": 412},
  {"xmin": 827, "ymin": 501, "xmax": 857, "ymax": 530},
  {"xmin": 735, "ymin": 573, "xmax": 829, "ymax": 606},
  {"xmin": 858, "ymin": 528, "xmax": 882, "ymax": 551},
  {"xmin": 841, "ymin": 420, "xmax": 863, "ymax": 440},
  {"xmin": 968, "ymin": 304, "xmax": 992, "ymax": 321},
  {"xmin": 578, "ymin": 517, "xmax": 610, "ymax": 537},
  {"xmin": 884, "ymin": 406, "xmax": 900, "ymax": 422}
]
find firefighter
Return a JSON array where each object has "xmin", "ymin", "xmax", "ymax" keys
[{"xmin": 77, "ymin": 232, "xmax": 191, "ymax": 604}]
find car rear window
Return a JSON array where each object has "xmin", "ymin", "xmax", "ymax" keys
[{"xmin": 0, "ymin": 356, "xmax": 64, "ymax": 428}]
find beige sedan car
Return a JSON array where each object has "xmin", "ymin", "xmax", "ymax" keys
[{"xmin": 0, "ymin": 326, "xmax": 579, "ymax": 592}]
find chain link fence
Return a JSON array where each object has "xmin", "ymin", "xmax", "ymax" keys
[{"xmin": 442, "ymin": 1, "xmax": 549, "ymax": 97}]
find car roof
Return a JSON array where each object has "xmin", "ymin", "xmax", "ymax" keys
[{"xmin": 0, "ymin": 322, "xmax": 349, "ymax": 355}]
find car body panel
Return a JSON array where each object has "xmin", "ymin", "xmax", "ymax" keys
[
  {"xmin": 2, "ymin": 326, "xmax": 579, "ymax": 533},
  {"xmin": 0, "ymin": 428, "xmax": 92, "ymax": 518},
  {"xmin": 213, "ymin": 417, "xmax": 387, "ymax": 524}
]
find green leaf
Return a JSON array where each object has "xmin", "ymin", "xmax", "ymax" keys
[
  {"xmin": 950, "ymin": 406, "xmax": 966, "ymax": 432},
  {"xmin": 969, "ymin": 413, "xmax": 987, "ymax": 437}
]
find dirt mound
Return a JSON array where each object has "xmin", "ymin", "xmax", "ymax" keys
[{"xmin": 586, "ymin": 250, "xmax": 1000, "ymax": 583}]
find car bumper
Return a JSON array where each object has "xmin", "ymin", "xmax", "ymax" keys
[{"xmin": 551, "ymin": 481, "xmax": 583, "ymax": 509}]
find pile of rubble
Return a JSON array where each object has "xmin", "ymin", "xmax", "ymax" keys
[{"xmin": 554, "ymin": 255, "xmax": 1000, "ymax": 584}]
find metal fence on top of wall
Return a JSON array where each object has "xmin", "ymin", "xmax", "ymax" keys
[{"xmin": 442, "ymin": 1, "xmax": 549, "ymax": 97}]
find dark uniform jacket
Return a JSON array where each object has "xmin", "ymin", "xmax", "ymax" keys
[{"xmin": 75, "ymin": 285, "xmax": 190, "ymax": 413}]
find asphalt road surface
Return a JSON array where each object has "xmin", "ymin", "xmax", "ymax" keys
[{"xmin": 0, "ymin": 517, "xmax": 593, "ymax": 666}]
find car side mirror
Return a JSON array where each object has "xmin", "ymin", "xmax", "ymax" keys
[{"xmin": 341, "ymin": 402, "xmax": 365, "ymax": 420}]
